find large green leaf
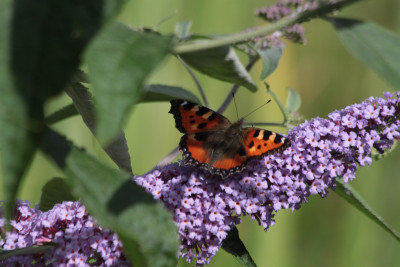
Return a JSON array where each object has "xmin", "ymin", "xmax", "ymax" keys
[
  {"xmin": 329, "ymin": 17, "xmax": 400, "ymax": 88},
  {"xmin": 10, "ymin": 0, "xmax": 126, "ymax": 108},
  {"xmin": 0, "ymin": 0, "xmax": 36, "ymax": 219},
  {"xmin": 180, "ymin": 46, "xmax": 257, "ymax": 92},
  {"xmin": 65, "ymin": 149, "xmax": 178, "ymax": 266},
  {"xmin": 0, "ymin": 0, "xmax": 126, "ymax": 219},
  {"xmin": 65, "ymin": 77, "xmax": 132, "ymax": 173},
  {"xmin": 40, "ymin": 128, "xmax": 179, "ymax": 267},
  {"xmin": 85, "ymin": 23, "xmax": 172, "ymax": 143}
]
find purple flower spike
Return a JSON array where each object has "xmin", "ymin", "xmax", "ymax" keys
[
  {"xmin": 135, "ymin": 92, "xmax": 400, "ymax": 265},
  {"xmin": 0, "ymin": 201, "xmax": 129, "ymax": 267}
]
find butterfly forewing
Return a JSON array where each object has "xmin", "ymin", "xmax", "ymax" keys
[
  {"xmin": 169, "ymin": 99, "xmax": 230, "ymax": 134},
  {"xmin": 243, "ymin": 127, "xmax": 289, "ymax": 158}
]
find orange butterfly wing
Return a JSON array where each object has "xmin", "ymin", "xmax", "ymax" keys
[
  {"xmin": 169, "ymin": 99, "xmax": 230, "ymax": 134},
  {"xmin": 242, "ymin": 128, "xmax": 289, "ymax": 158},
  {"xmin": 212, "ymin": 154, "xmax": 247, "ymax": 171},
  {"xmin": 170, "ymin": 100, "xmax": 230, "ymax": 171},
  {"xmin": 180, "ymin": 133, "xmax": 211, "ymax": 166}
]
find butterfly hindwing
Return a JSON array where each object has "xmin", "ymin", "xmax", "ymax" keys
[
  {"xmin": 169, "ymin": 99, "xmax": 230, "ymax": 134},
  {"xmin": 212, "ymin": 153, "xmax": 248, "ymax": 174},
  {"xmin": 180, "ymin": 131, "xmax": 248, "ymax": 176},
  {"xmin": 243, "ymin": 127, "xmax": 289, "ymax": 158},
  {"xmin": 180, "ymin": 133, "xmax": 211, "ymax": 166}
]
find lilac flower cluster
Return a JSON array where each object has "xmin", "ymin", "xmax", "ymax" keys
[
  {"xmin": 244, "ymin": 0, "xmax": 345, "ymax": 51},
  {"xmin": 135, "ymin": 92, "xmax": 400, "ymax": 265},
  {"xmin": 255, "ymin": 0, "xmax": 319, "ymax": 22},
  {"xmin": 253, "ymin": 0, "xmax": 319, "ymax": 46},
  {"xmin": 253, "ymin": 0, "xmax": 347, "ymax": 46},
  {"xmin": 0, "ymin": 201, "xmax": 129, "ymax": 266}
]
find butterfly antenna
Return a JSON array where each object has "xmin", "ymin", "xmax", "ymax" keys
[
  {"xmin": 242, "ymin": 99, "xmax": 272, "ymax": 119},
  {"xmin": 232, "ymin": 92, "xmax": 240, "ymax": 121}
]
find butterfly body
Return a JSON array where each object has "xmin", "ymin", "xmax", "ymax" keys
[{"xmin": 169, "ymin": 99, "xmax": 290, "ymax": 178}]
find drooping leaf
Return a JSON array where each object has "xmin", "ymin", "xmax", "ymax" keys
[
  {"xmin": 222, "ymin": 226, "xmax": 256, "ymax": 267},
  {"xmin": 258, "ymin": 46, "xmax": 284, "ymax": 80},
  {"xmin": 0, "ymin": 0, "xmax": 126, "ymax": 219},
  {"xmin": 65, "ymin": 77, "xmax": 132, "ymax": 173},
  {"xmin": 0, "ymin": 0, "xmax": 36, "ymax": 219},
  {"xmin": 180, "ymin": 45, "xmax": 257, "ymax": 92},
  {"xmin": 335, "ymin": 179, "xmax": 400, "ymax": 242},
  {"xmin": 284, "ymin": 87, "xmax": 301, "ymax": 114},
  {"xmin": 39, "ymin": 177, "xmax": 76, "ymax": 212},
  {"xmin": 141, "ymin": 84, "xmax": 201, "ymax": 103},
  {"xmin": 85, "ymin": 22, "xmax": 172, "ymax": 143},
  {"xmin": 11, "ymin": 0, "xmax": 126, "ymax": 108},
  {"xmin": 40, "ymin": 128, "xmax": 179, "ymax": 267},
  {"xmin": 65, "ymin": 149, "xmax": 179, "ymax": 266},
  {"xmin": 329, "ymin": 17, "xmax": 400, "ymax": 88}
]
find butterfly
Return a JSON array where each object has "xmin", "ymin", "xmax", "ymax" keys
[{"xmin": 169, "ymin": 99, "xmax": 290, "ymax": 178}]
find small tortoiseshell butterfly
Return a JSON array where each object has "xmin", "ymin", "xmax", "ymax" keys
[{"xmin": 169, "ymin": 99, "xmax": 290, "ymax": 178}]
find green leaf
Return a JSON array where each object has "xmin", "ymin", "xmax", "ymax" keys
[
  {"xmin": 40, "ymin": 128, "xmax": 179, "ymax": 267},
  {"xmin": 284, "ymin": 88, "xmax": 301, "ymax": 114},
  {"xmin": 141, "ymin": 84, "xmax": 201, "ymax": 103},
  {"xmin": 258, "ymin": 46, "xmax": 284, "ymax": 80},
  {"xmin": 174, "ymin": 21, "xmax": 192, "ymax": 40},
  {"xmin": 11, "ymin": 0, "xmax": 126, "ymax": 107},
  {"xmin": 65, "ymin": 77, "xmax": 132, "ymax": 173},
  {"xmin": 0, "ymin": 0, "xmax": 36, "ymax": 219},
  {"xmin": 0, "ymin": 0, "xmax": 126, "ymax": 219},
  {"xmin": 222, "ymin": 226, "xmax": 256, "ymax": 267},
  {"xmin": 67, "ymin": 150, "xmax": 179, "ymax": 267},
  {"xmin": 329, "ymin": 17, "xmax": 400, "ymax": 88},
  {"xmin": 180, "ymin": 46, "xmax": 257, "ymax": 92},
  {"xmin": 39, "ymin": 177, "xmax": 76, "ymax": 212},
  {"xmin": 335, "ymin": 179, "xmax": 400, "ymax": 242},
  {"xmin": 0, "ymin": 245, "xmax": 54, "ymax": 260},
  {"xmin": 85, "ymin": 22, "xmax": 172, "ymax": 143}
]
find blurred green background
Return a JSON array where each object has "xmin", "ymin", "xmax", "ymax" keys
[{"xmin": 2, "ymin": 0, "xmax": 400, "ymax": 266}]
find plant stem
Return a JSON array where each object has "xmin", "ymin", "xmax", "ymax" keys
[
  {"xmin": 172, "ymin": 0, "xmax": 363, "ymax": 54},
  {"xmin": 217, "ymin": 56, "xmax": 259, "ymax": 114},
  {"xmin": 177, "ymin": 56, "xmax": 208, "ymax": 107}
]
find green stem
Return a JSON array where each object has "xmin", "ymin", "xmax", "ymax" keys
[
  {"xmin": 177, "ymin": 55, "xmax": 208, "ymax": 107},
  {"xmin": 265, "ymin": 83, "xmax": 287, "ymax": 123},
  {"xmin": 172, "ymin": 0, "xmax": 363, "ymax": 54}
]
